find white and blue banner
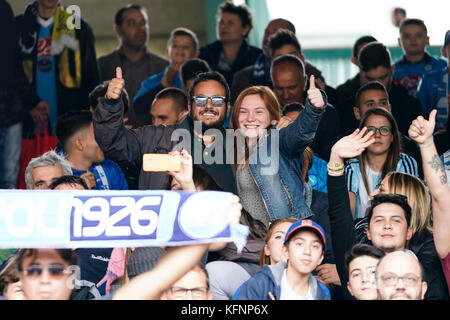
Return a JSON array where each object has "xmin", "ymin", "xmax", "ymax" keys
[{"xmin": 0, "ymin": 190, "xmax": 249, "ymax": 251}]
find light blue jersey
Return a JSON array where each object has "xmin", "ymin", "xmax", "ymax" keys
[
  {"xmin": 345, "ymin": 153, "xmax": 418, "ymax": 219},
  {"xmin": 393, "ymin": 53, "xmax": 447, "ymax": 97}
]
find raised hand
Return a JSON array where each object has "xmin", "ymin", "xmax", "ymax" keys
[
  {"xmin": 80, "ymin": 170, "xmax": 96, "ymax": 189},
  {"xmin": 276, "ymin": 115, "xmax": 294, "ymax": 130},
  {"xmin": 30, "ymin": 100, "xmax": 50, "ymax": 123},
  {"xmin": 106, "ymin": 67, "xmax": 125, "ymax": 100},
  {"xmin": 408, "ymin": 109, "xmax": 436, "ymax": 146},
  {"xmin": 167, "ymin": 150, "xmax": 195, "ymax": 191},
  {"xmin": 226, "ymin": 195, "xmax": 243, "ymax": 225},
  {"xmin": 330, "ymin": 127, "xmax": 375, "ymax": 161},
  {"xmin": 307, "ymin": 75, "xmax": 325, "ymax": 109}
]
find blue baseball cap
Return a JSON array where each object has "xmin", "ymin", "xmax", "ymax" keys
[
  {"xmin": 284, "ymin": 219, "xmax": 326, "ymax": 249},
  {"xmin": 444, "ymin": 30, "xmax": 450, "ymax": 48}
]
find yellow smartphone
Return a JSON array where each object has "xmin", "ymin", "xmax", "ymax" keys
[{"xmin": 142, "ymin": 153, "xmax": 181, "ymax": 172}]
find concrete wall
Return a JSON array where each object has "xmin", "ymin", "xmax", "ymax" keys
[{"xmin": 9, "ymin": 0, "xmax": 208, "ymax": 57}]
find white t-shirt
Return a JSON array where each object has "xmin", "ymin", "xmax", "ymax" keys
[{"xmin": 279, "ymin": 270, "xmax": 314, "ymax": 300}]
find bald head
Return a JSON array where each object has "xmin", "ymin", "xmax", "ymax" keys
[
  {"xmin": 263, "ymin": 18, "xmax": 296, "ymax": 56},
  {"xmin": 376, "ymin": 251, "xmax": 427, "ymax": 300},
  {"xmin": 271, "ymin": 55, "xmax": 306, "ymax": 106}
]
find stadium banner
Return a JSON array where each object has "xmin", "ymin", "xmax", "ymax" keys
[{"xmin": 0, "ymin": 190, "xmax": 248, "ymax": 250}]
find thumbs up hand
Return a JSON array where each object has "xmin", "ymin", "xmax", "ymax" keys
[
  {"xmin": 307, "ymin": 75, "xmax": 325, "ymax": 109},
  {"xmin": 408, "ymin": 109, "xmax": 436, "ymax": 146},
  {"xmin": 106, "ymin": 67, "xmax": 125, "ymax": 100}
]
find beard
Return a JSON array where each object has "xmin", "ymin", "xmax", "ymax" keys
[{"xmin": 190, "ymin": 107, "xmax": 227, "ymax": 134}]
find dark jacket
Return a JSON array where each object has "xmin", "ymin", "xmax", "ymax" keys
[
  {"xmin": 0, "ymin": 0, "xmax": 40, "ymax": 128},
  {"xmin": 328, "ymin": 174, "xmax": 449, "ymax": 300},
  {"xmin": 234, "ymin": 262, "xmax": 331, "ymax": 300},
  {"xmin": 335, "ymin": 73, "xmax": 362, "ymax": 133},
  {"xmin": 93, "ymin": 96, "xmax": 236, "ymax": 193},
  {"xmin": 16, "ymin": 1, "xmax": 100, "ymax": 138},
  {"xmin": 199, "ymin": 40, "xmax": 262, "ymax": 87}
]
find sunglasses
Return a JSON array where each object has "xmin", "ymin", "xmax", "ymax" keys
[
  {"xmin": 193, "ymin": 95, "xmax": 226, "ymax": 107},
  {"xmin": 24, "ymin": 263, "xmax": 68, "ymax": 278},
  {"xmin": 366, "ymin": 125, "xmax": 391, "ymax": 136}
]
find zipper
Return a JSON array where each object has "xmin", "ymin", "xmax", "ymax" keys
[{"xmin": 279, "ymin": 175, "xmax": 294, "ymax": 213}]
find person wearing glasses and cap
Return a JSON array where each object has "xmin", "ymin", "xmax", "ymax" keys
[
  {"xmin": 233, "ymin": 219, "xmax": 330, "ymax": 300},
  {"xmin": 93, "ymin": 68, "xmax": 236, "ymax": 193}
]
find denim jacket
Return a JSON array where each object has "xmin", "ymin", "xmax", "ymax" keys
[{"xmin": 247, "ymin": 92, "xmax": 326, "ymax": 220}]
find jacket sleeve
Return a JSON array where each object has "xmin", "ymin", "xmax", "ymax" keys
[
  {"xmin": 80, "ymin": 21, "xmax": 100, "ymax": 108},
  {"xmin": 416, "ymin": 74, "xmax": 434, "ymax": 117},
  {"xmin": 92, "ymin": 96, "xmax": 144, "ymax": 172},
  {"xmin": 234, "ymin": 275, "xmax": 269, "ymax": 300},
  {"xmin": 279, "ymin": 92, "xmax": 327, "ymax": 158},
  {"xmin": 327, "ymin": 174, "xmax": 356, "ymax": 300},
  {"xmin": 310, "ymin": 104, "xmax": 340, "ymax": 161}
]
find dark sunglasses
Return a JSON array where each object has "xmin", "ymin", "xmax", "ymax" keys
[
  {"xmin": 24, "ymin": 263, "xmax": 68, "ymax": 278},
  {"xmin": 193, "ymin": 95, "xmax": 226, "ymax": 107}
]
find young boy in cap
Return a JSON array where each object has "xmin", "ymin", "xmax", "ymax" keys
[{"xmin": 233, "ymin": 219, "xmax": 331, "ymax": 300}]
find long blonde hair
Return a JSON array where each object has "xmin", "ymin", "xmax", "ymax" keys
[{"xmin": 385, "ymin": 171, "xmax": 432, "ymax": 237}]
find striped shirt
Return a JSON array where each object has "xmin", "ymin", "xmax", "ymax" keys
[{"xmin": 345, "ymin": 153, "xmax": 418, "ymax": 219}]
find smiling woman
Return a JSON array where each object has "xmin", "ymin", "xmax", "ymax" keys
[{"xmin": 230, "ymin": 83, "xmax": 326, "ymax": 228}]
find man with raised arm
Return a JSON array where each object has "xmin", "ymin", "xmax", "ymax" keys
[{"xmin": 93, "ymin": 67, "xmax": 236, "ymax": 193}]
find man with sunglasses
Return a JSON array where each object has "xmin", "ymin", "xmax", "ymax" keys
[
  {"xmin": 93, "ymin": 67, "xmax": 236, "ymax": 193},
  {"xmin": 13, "ymin": 248, "xmax": 100, "ymax": 300}
]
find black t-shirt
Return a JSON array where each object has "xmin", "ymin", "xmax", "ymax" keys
[{"xmin": 74, "ymin": 248, "xmax": 113, "ymax": 293}]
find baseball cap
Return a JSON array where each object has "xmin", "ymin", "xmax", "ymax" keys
[
  {"xmin": 444, "ymin": 30, "xmax": 450, "ymax": 48},
  {"xmin": 284, "ymin": 219, "xmax": 326, "ymax": 249}
]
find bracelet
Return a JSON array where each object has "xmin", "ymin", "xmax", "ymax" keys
[
  {"xmin": 327, "ymin": 162, "xmax": 345, "ymax": 171},
  {"xmin": 418, "ymin": 137, "xmax": 434, "ymax": 149},
  {"xmin": 327, "ymin": 168, "xmax": 344, "ymax": 176}
]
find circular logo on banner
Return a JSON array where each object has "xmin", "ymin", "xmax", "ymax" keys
[
  {"xmin": 178, "ymin": 192, "xmax": 232, "ymax": 239},
  {"xmin": 38, "ymin": 59, "xmax": 52, "ymax": 73}
]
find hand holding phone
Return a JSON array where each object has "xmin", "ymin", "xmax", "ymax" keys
[{"xmin": 143, "ymin": 153, "xmax": 181, "ymax": 172}]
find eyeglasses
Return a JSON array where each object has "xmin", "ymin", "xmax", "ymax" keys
[
  {"xmin": 366, "ymin": 126, "xmax": 391, "ymax": 136},
  {"xmin": 169, "ymin": 286, "xmax": 209, "ymax": 298},
  {"xmin": 193, "ymin": 95, "xmax": 226, "ymax": 107},
  {"xmin": 380, "ymin": 272, "xmax": 420, "ymax": 287},
  {"xmin": 24, "ymin": 264, "xmax": 68, "ymax": 278}
]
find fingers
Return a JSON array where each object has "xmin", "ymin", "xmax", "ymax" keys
[
  {"xmin": 116, "ymin": 67, "xmax": 123, "ymax": 79},
  {"xmin": 276, "ymin": 116, "xmax": 293, "ymax": 130},
  {"xmin": 429, "ymin": 109, "xmax": 437, "ymax": 125},
  {"xmin": 307, "ymin": 75, "xmax": 325, "ymax": 109},
  {"xmin": 309, "ymin": 75, "xmax": 316, "ymax": 90}
]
